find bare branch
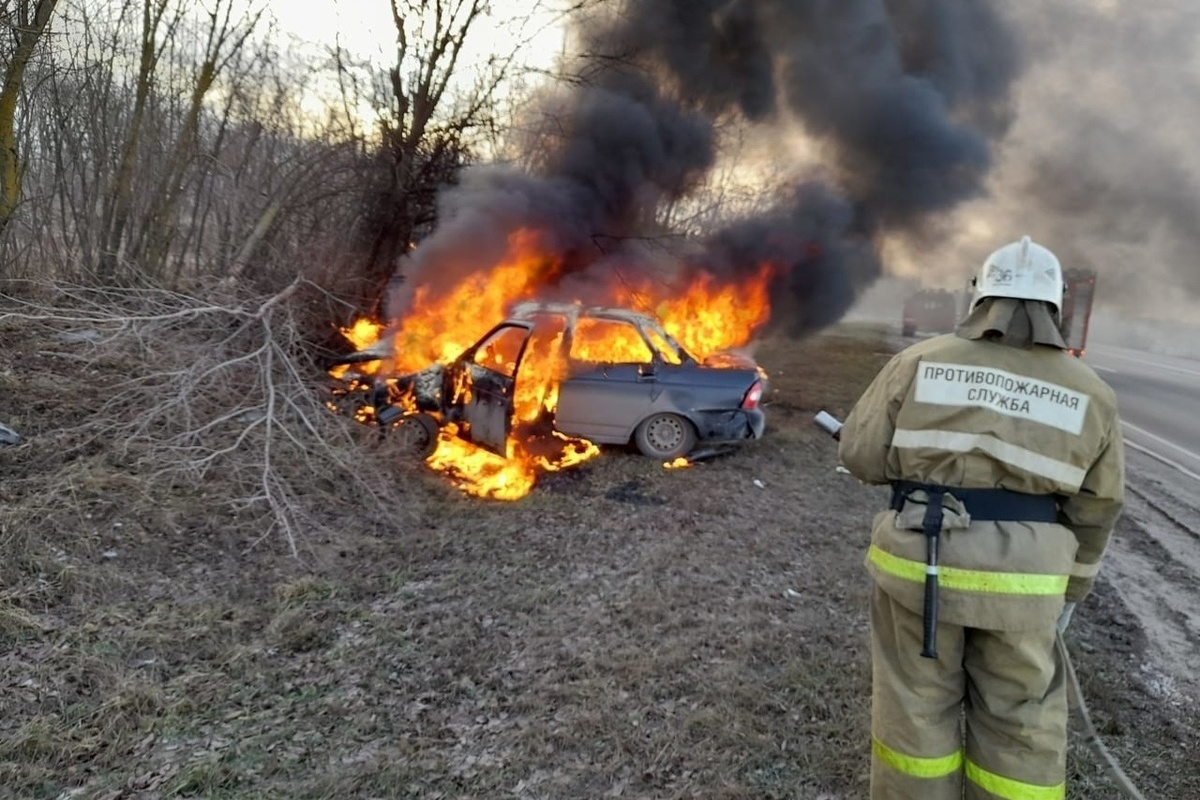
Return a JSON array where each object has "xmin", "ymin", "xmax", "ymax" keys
[{"xmin": 0, "ymin": 278, "xmax": 426, "ymax": 554}]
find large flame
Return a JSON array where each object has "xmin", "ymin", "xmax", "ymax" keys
[
  {"xmin": 643, "ymin": 263, "xmax": 775, "ymax": 359},
  {"xmin": 388, "ymin": 229, "xmax": 564, "ymax": 375},
  {"xmin": 328, "ymin": 318, "xmax": 386, "ymax": 381},
  {"xmin": 332, "ymin": 228, "xmax": 774, "ymax": 500},
  {"xmin": 420, "ymin": 426, "xmax": 597, "ymax": 501}
]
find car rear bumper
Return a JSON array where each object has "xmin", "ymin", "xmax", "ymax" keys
[{"xmin": 695, "ymin": 408, "xmax": 765, "ymax": 443}]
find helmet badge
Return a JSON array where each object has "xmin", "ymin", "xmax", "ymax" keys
[{"xmin": 986, "ymin": 263, "xmax": 1014, "ymax": 284}]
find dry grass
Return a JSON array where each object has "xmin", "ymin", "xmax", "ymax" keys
[{"xmin": 0, "ymin": 290, "xmax": 1195, "ymax": 800}]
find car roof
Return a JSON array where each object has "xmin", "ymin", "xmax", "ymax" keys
[{"xmin": 508, "ymin": 301, "xmax": 662, "ymax": 329}]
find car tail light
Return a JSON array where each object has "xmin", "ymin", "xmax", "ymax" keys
[{"xmin": 741, "ymin": 380, "xmax": 763, "ymax": 410}]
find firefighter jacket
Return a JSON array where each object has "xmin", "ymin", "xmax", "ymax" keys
[{"xmin": 839, "ymin": 318, "xmax": 1125, "ymax": 632}]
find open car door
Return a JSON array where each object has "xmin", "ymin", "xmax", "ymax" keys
[{"xmin": 449, "ymin": 322, "xmax": 533, "ymax": 455}]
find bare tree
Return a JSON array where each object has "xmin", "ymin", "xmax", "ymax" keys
[
  {"xmin": 0, "ymin": 0, "xmax": 60, "ymax": 240},
  {"xmin": 1, "ymin": 0, "xmax": 559, "ymax": 299},
  {"xmin": 94, "ymin": 0, "xmax": 176, "ymax": 278},
  {"xmin": 92, "ymin": 0, "xmax": 265, "ymax": 280},
  {"xmin": 129, "ymin": 0, "xmax": 263, "ymax": 277},
  {"xmin": 176, "ymin": 33, "xmax": 368, "ymax": 287},
  {"xmin": 342, "ymin": 0, "xmax": 531, "ymax": 306}
]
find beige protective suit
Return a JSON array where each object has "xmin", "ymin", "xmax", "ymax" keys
[{"xmin": 839, "ymin": 299, "xmax": 1125, "ymax": 800}]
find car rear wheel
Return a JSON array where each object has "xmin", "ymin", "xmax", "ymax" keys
[
  {"xmin": 392, "ymin": 412, "xmax": 440, "ymax": 459},
  {"xmin": 633, "ymin": 413, "xmax": 697, "ymax": 460}
]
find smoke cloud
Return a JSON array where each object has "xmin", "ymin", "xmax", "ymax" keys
[
  {"xmin": 388, "ymin": 0, "xmax": 1026, "ymax": 336},
  {"xmin": 913, "ymin": 0, "xmax": 1200, "ymax": 318}
]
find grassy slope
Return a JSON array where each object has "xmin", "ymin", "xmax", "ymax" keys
[{"xmin": 0, "ymin": 317, "xmax": 1194, "ymax": 799}]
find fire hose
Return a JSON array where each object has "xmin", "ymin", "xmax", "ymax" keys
[
  {"xmin": 1057, "ymin": 631, "xmax": 1149, "ymax": 800},
  {"xmin": 814, "ymin": 410, "xmax": 1149, "ymax": 800}
]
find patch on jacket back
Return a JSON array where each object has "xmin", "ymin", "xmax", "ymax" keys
[{"xmin": 915, "ymin": 362, "xmax": 1090, "ymax": 434}]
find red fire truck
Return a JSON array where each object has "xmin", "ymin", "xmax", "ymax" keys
[
  {"xmin": 901, "ymin": 289, "xmax": 961, "ymax": 337},
  {"xmin": 903, "ymin": 268, "xmax": 1097, "ymax": 355}
]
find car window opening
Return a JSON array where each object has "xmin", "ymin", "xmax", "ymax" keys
[
  {"xmin": 473, "ymin": 325, "xmax": 528, "ymax": 378},
  {"xmin": 569, "ymin": 318, "xmax": 654, "ymax": 364}
]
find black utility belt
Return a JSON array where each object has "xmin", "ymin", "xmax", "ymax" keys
[{"xmin": 889, "ymin": 481, "xmax": 1058, "ymax": 523}]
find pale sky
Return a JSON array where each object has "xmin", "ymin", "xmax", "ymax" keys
[
  {"xmin": 264, "ymin": 0, "xmax": 565, "ymax": 74},
  {"xmin": 243, "ymin": 0, "xmax": 567, "ymax": 134}
]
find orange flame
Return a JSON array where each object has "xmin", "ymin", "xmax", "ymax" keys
[
  {"xmin": 512, "ymin": 320, "xmax": 568, "ymax": 425},
  {"xmin": 342, "ymin": 318, "xmax": 385, "ymax": 350},
  {"xmin": 617, "ymin": 263, "xmax": 775, "ymax": 359},
  {"xmin": 389, "ymin": 229, "xmax": 564, "ymax": 374},
  {"xmin": 330, "ymin": 228, "xmax": 775, "ymax": 500},
  {"xmin": 425, "ymin": 425, "xmax": 599, "ymax": 500},
  {"xmin": 329, "ymin": 318, "xmax": 387, "ymax": 380},
  {"xmin": 425, "ymin": 427, "xmax": 536, "ymax": 502}
]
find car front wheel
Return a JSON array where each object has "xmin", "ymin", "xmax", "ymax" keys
[
  {"xmin": 392, "ymin": 412, "xmax": 440, "ymax": 459},
  {"xmin": 634, "ymin": 412, "xmax": 697, "ymax": 460}
]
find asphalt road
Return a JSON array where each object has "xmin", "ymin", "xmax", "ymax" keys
[
  {"xmin": 1082, "ymin": 344, "xmax": 1200, "ymax": 698},
  {"xmin": 1084, "ymin": 344, "xmax": 1200, "ymax": 481}
]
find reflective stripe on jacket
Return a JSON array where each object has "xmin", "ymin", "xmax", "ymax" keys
[{"xmin": 839, "ymin": 333, "xmax": 1124, "ymax": 626}]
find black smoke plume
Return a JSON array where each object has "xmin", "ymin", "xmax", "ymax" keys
[{"xmin": 388, "ymin": 0, "xmax": 1024, "ymax": 337}]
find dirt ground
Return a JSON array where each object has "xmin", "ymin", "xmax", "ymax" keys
[{"xmin": 1, "ymin": 294, "xmax": 1198, "ymax": 800}]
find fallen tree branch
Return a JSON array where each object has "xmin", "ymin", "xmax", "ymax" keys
[{"xmin": 0, "ymin": 278, "xmax": 425, "ymax": 557}]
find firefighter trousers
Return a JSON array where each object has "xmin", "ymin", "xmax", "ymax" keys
[{"xmin": 869, "ymin": 586, "xmax": 1069, "ymax": 800}]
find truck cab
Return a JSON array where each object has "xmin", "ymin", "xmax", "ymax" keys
[{"xmin": 901, "ymin": 289, "xmax": 959, "ymax": 337}]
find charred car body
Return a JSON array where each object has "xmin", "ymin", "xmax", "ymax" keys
[{"xmin": 345, "ymin": 302, "xmax": 768, "ymax": 461}]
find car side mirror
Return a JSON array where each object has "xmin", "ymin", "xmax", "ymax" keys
[{"xmin": 638, "ymin": 362, "xmax": 656, "ymax": 379}]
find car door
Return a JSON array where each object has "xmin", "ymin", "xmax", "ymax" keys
[
  {"xmin": 554, "ymin": 317, "xmax": 660, "ymax": 443},
  {"xmin": 448, "ymin": 322, "xmax": 533, "ymax": 455}
]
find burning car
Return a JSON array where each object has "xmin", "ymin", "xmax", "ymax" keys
[{"xmin": 340, "ymin": 302, "xmax": 768, "ymax": 463}]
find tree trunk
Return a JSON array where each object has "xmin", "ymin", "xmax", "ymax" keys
[
  {"xmin": 98, "ymin": 0, "xmax": 172, "ymax": 280},
  {"xmin": 0, "ymin": 0, "xmax": 60, "ymax": 241}
]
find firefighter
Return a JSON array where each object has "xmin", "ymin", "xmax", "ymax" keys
[{"xmin": 838, "ymin": 236, "xmax": 1125, "ymax": 800}]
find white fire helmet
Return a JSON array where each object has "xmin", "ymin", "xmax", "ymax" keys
[{"xmin": 971, "ymin": 235, "xmax": 1064, "ymax": 315}]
